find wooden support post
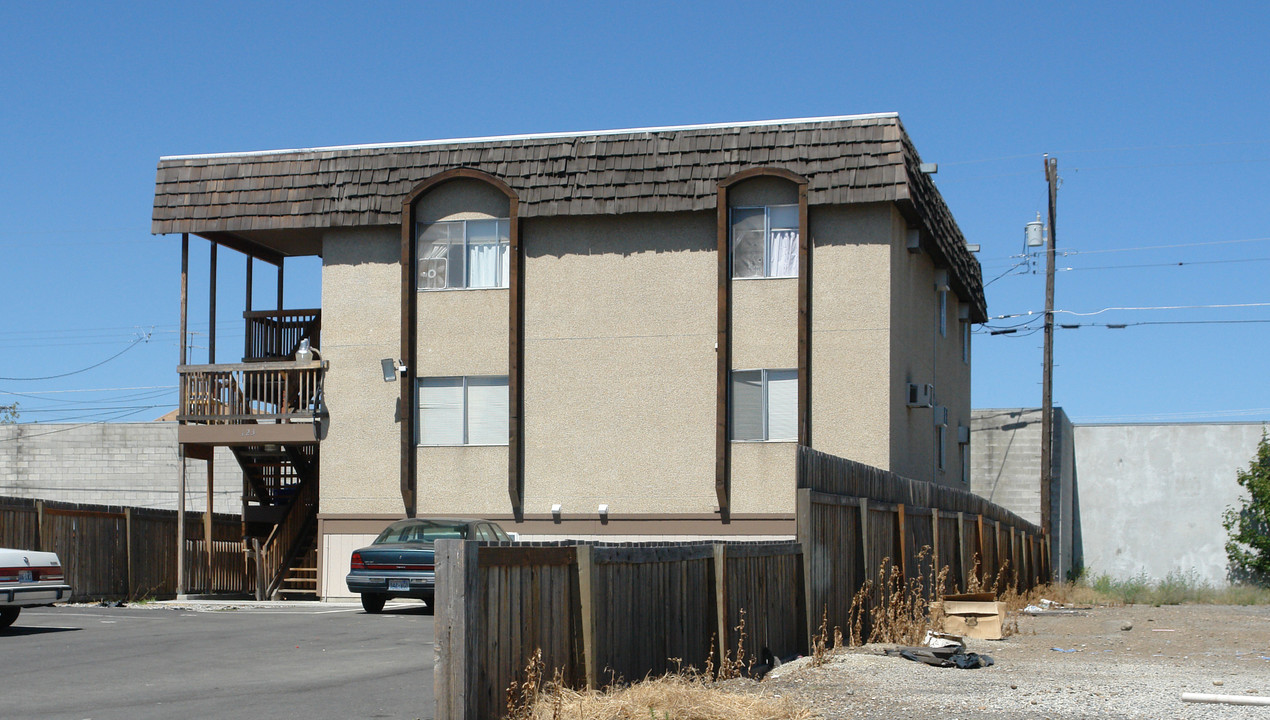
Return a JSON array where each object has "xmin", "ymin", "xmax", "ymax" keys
[
  {"xmin": 931, "ymin": 508, "xmax": 940, "ymax": 583},
  {"xmin": 434, "ymin": 539, "xmax": 480, "ymax": 720},
  {"xmin": 576, "ymin": 544, "xmax": 597, "ymax": 690},
  {"xmin": 976, "ymin": 514, "xmax": 986, "ymax": 583},
  {"xmin": 795, "ymin": 488, "xmax": 817, "ymax": 646},
  {"xmin": 177, "ymin": 454, "xmax": 186, "ymax": 595},
  {"xmin": 714, "ymin": 543, "xmax": 729, "ymax": 662},
  {"xmin": 956, "ymin": 512, "xmax": 966, "ymax": 592},
  {"xmin": 252, "ymin": 538, "xmax": 265, "ymax": 601},
  {"xmin": 859, "ymin": 497, "xmax": 870, "ymax": 581},
  {"xmin": 35, "ymin": 500, "xmax": 45, "ymax": 552},
  {"xmin": 896, "ymin": 504, "xmax": 907, "ymax": 581},
  {"xmin": 177, "ymin": 233, "xmax": 188, "ymax": 597},
  {"xmin": 209, "ymin": 242, "xmax": 217, "ymax": 364},
  {"xmin": 277, "ymin": 260, "xmax": 284, "ymax": 311},
  {"xmin": 205, "ymin": 457, "xmax": 214, "ymax": 593},
  {"xmin": 125, "ymin": 507, "xmax": 134, "ymax": 600}
]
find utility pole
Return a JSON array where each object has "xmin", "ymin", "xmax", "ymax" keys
[{"xmin": 1039, "ymin": 155, "xmax": 1058, "ymax": 567}]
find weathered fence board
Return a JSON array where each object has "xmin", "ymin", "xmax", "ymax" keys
[{"xmin": 0, "ymin": 496, "xmax": 243, "ymax": 600}]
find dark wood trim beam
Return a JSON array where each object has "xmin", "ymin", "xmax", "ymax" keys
[
  {"xmin": 400, "ymin": 194, "xmax": 418, "ymax": 518},
  {"xmin": 508, "ymin": 197, "xmax": 524, "ymax": 522},
  {"xmin": 716, "ymin": 167, "xmax": 812, "ymax": 523},
  {"xmin": 797, "ymin": 183, "xmax": 811, "ymax": 447},
  {"xmin": 400, "ymin": 167, "xmax": 522, "ymax": 521},
  {"xmin": 208, "ymin": 242, "xmax": 217, "ymax": 364},
  {"xmin": 715, "ymin": 184, "xmax": 731, "ymax": 523},
  {"xmin": 198, "ymin": 231, "xmax": 284, "ymax": 267},
  {"xmin": 177, "ymin": 423, "xmax": 320, "ymax": 445}
]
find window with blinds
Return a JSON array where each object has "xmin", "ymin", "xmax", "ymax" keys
[
  {"xmin": 730, "ymin": 369, "xmax": 797, "ymax": 441},
  {"xmin": 417, "ymin": 376, "xmax": 509, "ymax": 445}
]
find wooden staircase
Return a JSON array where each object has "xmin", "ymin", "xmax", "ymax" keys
[{"xmin": 233, "ymin": 442, "xmax": 319, "ymax": 601}]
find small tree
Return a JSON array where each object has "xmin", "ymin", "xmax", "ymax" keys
[
  {"xmin": 1224, "ymin": 430, "xmax": 1270, "ymax": 586},
  {"xmin": 0, "ymin": 402, "xmax": 17, "ymax": 424}
]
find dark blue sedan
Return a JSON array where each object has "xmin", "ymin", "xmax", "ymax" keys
[{"xmin": 346, "ymin": 518, "xmax": 511, "ymax": 613}]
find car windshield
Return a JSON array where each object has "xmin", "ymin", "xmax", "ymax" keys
[{"xmin": 373, "ymin": 520, "xmax": 468, "ymax": 545}]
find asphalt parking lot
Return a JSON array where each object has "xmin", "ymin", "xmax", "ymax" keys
[{"xmin": 1, "ymin": 600, "xmax": 435, "ymax": 720}]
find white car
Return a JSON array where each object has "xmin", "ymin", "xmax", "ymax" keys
[{"xmin": 1, "ymin": 548, "xmax": 72, "ymax": 628}]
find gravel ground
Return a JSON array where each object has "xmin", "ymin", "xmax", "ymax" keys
[{"xmin": 755, "ymin": 604, "xmax": 1270, "ymax": 719}]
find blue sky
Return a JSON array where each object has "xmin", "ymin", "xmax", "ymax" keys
[{"xmin": 1, "ymin": 1, "xmax": 1267, "ymax": 425}]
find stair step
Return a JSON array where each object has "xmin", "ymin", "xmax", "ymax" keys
[{"xmin": 284, "ymin": 578, "xmax": 318, "ymax": 586}]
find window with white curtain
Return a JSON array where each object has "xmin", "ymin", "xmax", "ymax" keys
[
  {"xmin": 730, "ymin": 205, "xmax": 799, "ymax": 278},
  {"xmin": 416, "ymin": 376, "xmax": 508, "ymax": 445},
  {"xmin": 416, "ymin": 218, "xmax": 510, "ymax": 290},
  {"xmin": 730, "ymin": 369, "xmax": 797, "ymax": 441}
]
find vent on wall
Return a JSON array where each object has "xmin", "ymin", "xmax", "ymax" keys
[
  {"xmin": 906, "ymin": 382, "xmax": 934, "ymax": 408},
  {"xmin": 934, "ymin": 405, "xmax": 949, "ymax": 427}
]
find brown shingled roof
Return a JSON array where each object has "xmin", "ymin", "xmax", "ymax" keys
[{"xmin": 152, "ymin": 114, "xmax": 985, "ymax": 320}]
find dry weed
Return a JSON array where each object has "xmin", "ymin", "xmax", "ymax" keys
[{"xmin": 520, "ymin": 673, "xmax": 819, "ymax": 720}]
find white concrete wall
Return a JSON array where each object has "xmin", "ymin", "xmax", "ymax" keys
[{"xmin": 1074, "ymin": 422, "xmax": 1264, "ymax": 584}]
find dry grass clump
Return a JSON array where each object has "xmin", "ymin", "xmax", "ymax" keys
[{"xmin": 513, "ymin": 673, "xmax": 819, "ymax": 720}]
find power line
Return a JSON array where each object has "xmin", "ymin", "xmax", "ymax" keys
[
  {"xmin": 0, "ymin": 332, "xmax": 149, "ymax": 381},
  {"xmin": 1062, "ymin": 236, "xmax": 1270, "ymax": 257},
  {"xmin": 1059, "ymin": 256, "xmax": 1270, "ymax": 272}
]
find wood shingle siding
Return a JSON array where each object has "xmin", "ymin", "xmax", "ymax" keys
[{"xmin": 152, "ymin": 114, "xmax": 985, "ymax": 319}]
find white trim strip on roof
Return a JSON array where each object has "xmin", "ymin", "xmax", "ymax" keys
[{"xmin": 159, "ymin": 113, "xmax": 900, "ymax": 162}]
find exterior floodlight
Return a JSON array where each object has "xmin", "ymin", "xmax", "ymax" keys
[
  {"xmin": 551, "ymin": 504, "xmax": 563, "ymax": 522},
  {"xmin": 380, "ymin": 359, "xmax": 397, "ymax": 383}
]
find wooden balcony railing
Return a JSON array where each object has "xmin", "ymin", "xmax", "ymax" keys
[
  {"xmin": 178, "ymin": 361, "xmax": 326, "ymax": 424},
  {"xmin": 243, "ymin": 309, "xmax": 320, "ymax": 363}
]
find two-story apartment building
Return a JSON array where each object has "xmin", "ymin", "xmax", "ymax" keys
[{"xmin": 152, "ymin": 114, "xmax": 986, "ymax": 599}]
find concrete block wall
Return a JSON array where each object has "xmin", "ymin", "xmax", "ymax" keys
[
  {"xmin": 971, "ymin": 407, "xmax": 1079, "ymax": 580},
  {"xmin": 0, "ymin": 423, "xmax": 240, "ymax": 511}
]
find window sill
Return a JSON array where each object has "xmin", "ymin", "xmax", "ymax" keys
[
  {"xmin": 416, "ymin": 286, "xmax": 509, "ymax": 293},
  {"xmin": 732, "ymin": 275, "xmax": 798, "ymax": 282},
  {"xmin": 417, "ymin": 443, "xmax": 509, "ymax": 448},
  {"xmin": 731, "ymin": 439, "xmax": 797, "ymax": 444}
]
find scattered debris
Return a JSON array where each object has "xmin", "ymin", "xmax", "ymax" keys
[
  {"xmin": 1050, "ymin": 648, "xmax": 1080, "ymax": 653},
  {"xmin": 1181, "ymin": 693, "xmax": 1270, "ymax": 707},
  {"xmin": 1120, "ymin": 622, "xmax": 1133, "ymax": 631},
  {"xmin": 1213, "ymin": 680, "xmax": 1224, "ymax": 686},
  {"xmin": 923, "ymin": 631, "xmax": 965, "ymax": 649},
  {"xmin": 935, "ymin": 592, "xmax": 1006, "ymax": 640},
  {"xmin": 885, "ymin": 645, "xmax": 994, "ymax": 669}
]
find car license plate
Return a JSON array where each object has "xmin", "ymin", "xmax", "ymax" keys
[
  {"xmin": 388, "ymin": 578, "xmax": 409, "ymax": 592},
  {"xmin": 18, "ymin": 570, "xmax": 33, "ymax": 583}
]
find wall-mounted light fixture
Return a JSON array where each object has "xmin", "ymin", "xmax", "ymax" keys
[
  {"xmin": 380, "ymin": 359, "xmax": 408, "ymax": 383},
  {"xmin": 551, "ymin": 504, "xmax": 562, "ymax": 523},
  {"xmin": 598, "ymin": 504, "xmax": 609, "ymax": 522}
]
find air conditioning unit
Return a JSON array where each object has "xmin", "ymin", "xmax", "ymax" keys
[
  {"xmin": 934, "ymin": 405, "xmax": 949, "ymax": 427},
  {"xmin": 906, "ymin": 382, "xmax": 934, "ymax": 408}
]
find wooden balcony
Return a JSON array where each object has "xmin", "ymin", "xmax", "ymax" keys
[
  {"xmin": 177, "ymin": 360, "xmax": 327, "ymax": 446},
  {"xmin": 243, "ymin": 309, "xmax": 320, "ymax": 363}
]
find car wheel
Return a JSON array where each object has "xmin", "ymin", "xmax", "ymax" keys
[
  {"xmin": 360, "ymin": 593, "xmax": 387, "ymax": 614},
  {"xmin": 0, "ymin": 607, "xmax": 19, "ymax": 628}
]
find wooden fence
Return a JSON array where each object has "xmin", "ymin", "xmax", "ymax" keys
[
  {"xmin": 0, "ymin": 496, "xmax": 247, "ymax": 600},
  {"xmin": 796, "ymin": 446, "xmax": 1049, "ymax": 642},
  {"xmin": 434, "ymin": 540, "xmax": 804, "ymax": 720},
  {"xmin": 435, "ymin": 447, "xmax": 1051, "ymax": 720}
]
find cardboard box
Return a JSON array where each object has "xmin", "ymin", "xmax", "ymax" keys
[{"xmin": 934, "ymin": 592, "xmax": 1006, "ymax": 640}]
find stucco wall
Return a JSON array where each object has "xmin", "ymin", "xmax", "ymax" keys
[
  {"xmin": 1074, "ymin": 422, "xmax": 1263, "ymax": 584},
  {"xmin": 523, "ymin": 212, "xmax": 717, "ymax": 516},
  {"xmin": 886, "ymin": 211, "xmax": 973, "ymax": 487},
  {"xmin": 319, "ymin": 227, "xmax": 404, "ymax": 516},
  {"xmin": 809, "ymin": 204, "xmax": 894, "ymax": 471}
]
